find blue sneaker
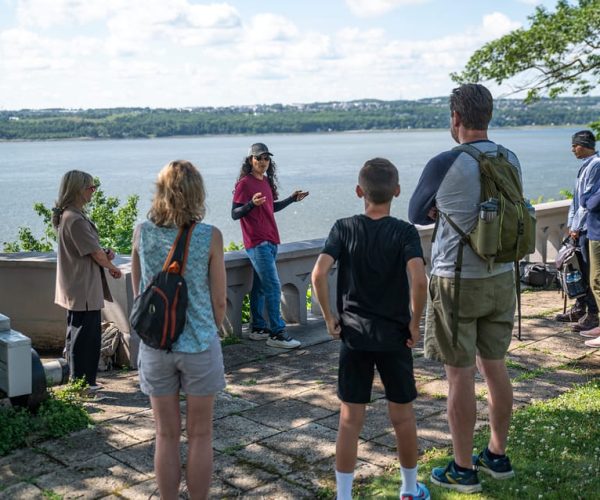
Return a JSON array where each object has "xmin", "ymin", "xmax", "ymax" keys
[
  {"xmin": 473, "ymin": 449, "xmax": 515, "ymax": 479},
  {"xmin": 401, "ymin": 482, "xmax": 430, "ymax": 499},
  {"xmin": 430, "ymin": 460, "xmax": 482, "ymax": 494}
]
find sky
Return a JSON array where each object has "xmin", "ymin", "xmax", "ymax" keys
[{"xmin": 0, "ymin": 0, "xmax": 562, "ymax": 109}]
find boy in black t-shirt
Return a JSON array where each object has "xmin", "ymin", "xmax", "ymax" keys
[{"xmin": 311, "ymin": 158, "xmax": 429, "ymax": 500}]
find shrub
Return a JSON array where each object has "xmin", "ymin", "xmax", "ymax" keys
[
  {"xmin": 3, "ymin": 178, "xmax": 138, "ymax": 254},
  {"xmin": 0, "ymin": 379, "xmax": 92, "ymax": 456}
]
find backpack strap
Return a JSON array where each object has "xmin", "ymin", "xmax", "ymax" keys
[
  {"xmin": 179, "ymin": 222, "xmax": 196, "ymax": 275},
  {"xmin": 452, "ymin": 143, "xmax": 484, "ymax": 161},
  {"xmin": 162, "ymin": 228, "xmax": 184, "ymax": 273},
  {"xmin": 161, "ymin": 222, "xmax": 196, "ymax": 275},
  {"xmin": 515, "ymin": 260, "xmax": 522, "ymax": 341},
  {"xmin": 453, "ymin": 143, "xmax": 510, "ymax": 162},
  {"xmin": 438, "ymin": 211, "xmax": 470, "ymax": 347}
]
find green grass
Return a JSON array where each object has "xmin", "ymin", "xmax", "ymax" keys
[
  {"xmin": 512, "ymin": 367, "xmax": 549, "ymax": 382},
  {"xmin": 221, "ymin": 335, "xmax": 242, "ymax": 346},
  {"xmin": 240, "ymin": 379, "xmax": 258, "ymax": 386},
  {"xmin": 0, "ymin": 379, "xmax": 92, "ymax": 456},
  {"xmin": 354, "ymin": 379, "xmax": 600, "ymax": 499},
  {"xmin": 505, "ymin": 359, "xmax": 526, "ymax": 371}
]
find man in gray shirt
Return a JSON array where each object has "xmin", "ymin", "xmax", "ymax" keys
[{"xmin": 409, "ymin": 84, "xmax": 519, "ymax": 494}]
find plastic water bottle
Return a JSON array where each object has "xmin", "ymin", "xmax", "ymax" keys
[
  {"xmin": 566, "ymin": 270, "xmax": 582, "ymax": 284},
  {"xmin": 476, "ymin": 198, "xmax": 500, "ymax": 256},
  {"xmin": 479, "ymin": 198, "xmax": 498, "ymax": 221},
  {"xmin": 565, "ymin": 267, "xmax": 585, "ymax": 297}
]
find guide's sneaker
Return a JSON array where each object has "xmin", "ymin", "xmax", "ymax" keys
[
  {"xmin": 430, "ymin": 460, "xmax": 482, "ymax": 494},
  {"xmin": 401, "ymin": 482, "xmax": 431, "ymax": 500},
  {"xmin": 266, "ymin": 331, "xmax": 301, "ymax": 349},
  {"xmin": 473, "ymin": 449, "xmax": 515, "ymax": 480},
  {"xmin": 249, "ymin": 328, "xmax": 271, "ymax": 341}
]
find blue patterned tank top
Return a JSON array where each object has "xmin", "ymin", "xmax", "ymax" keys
[{"xmin": 135, "ymin": 220, "xmax": 217, "ymax": 353}]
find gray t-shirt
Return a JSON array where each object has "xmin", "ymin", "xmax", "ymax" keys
[{"xmin": 408, "ymin": 140, "xmax": 522, "ymax": 279}]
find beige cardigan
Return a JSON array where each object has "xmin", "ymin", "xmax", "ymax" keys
[{"xmin": 54, "ymin": 207, "xmax": 112, "ymax": 311}]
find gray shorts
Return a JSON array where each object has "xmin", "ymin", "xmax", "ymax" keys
[{"xmin": 138, "ymin": 334, "xmax": 226, "ymax": 397}]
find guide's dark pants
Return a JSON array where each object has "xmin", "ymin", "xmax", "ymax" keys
[{"xmin": 65, "ymin": 310, "xmax": 102, "ymax": 386}]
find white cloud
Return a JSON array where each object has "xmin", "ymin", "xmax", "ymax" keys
[
  {"xmin": 345, "ymin": 0, "xmax": 429, "ymax": 18},
  {"xmin": 0, "ymin": 3, "xmax": 528, "ymax": 108},
  {"xmin": 1, "ymin": 28, "xmax": 100, "ymax": 72},
  {"xmin": 481, "ymin": 12, "xmax": 521, "ymax": 38},
  {"xmin": 245, "ymin": 14, "xmax": 299, "ymax": 43},
  {"xmin": 16, "ymin": 0, "xmax": 112, "ymax": 28}
]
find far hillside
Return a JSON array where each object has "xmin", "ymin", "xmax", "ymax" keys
[{"xmin": 1, "ymin": 96, "xmax": 598, "ymax": 141}]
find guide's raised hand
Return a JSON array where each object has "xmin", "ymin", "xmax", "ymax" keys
[
  {"xmin": 252, "ymin": 192, "xmax": 267, "ymax": 206},
  {"xmin": 293, "ymin": 190, "xmax": 309, "ymax": 202}
]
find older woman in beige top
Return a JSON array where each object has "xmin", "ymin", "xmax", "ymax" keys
[{"xmin": 53, "ymin": 170, "xmax": 122, "ymax": 389}]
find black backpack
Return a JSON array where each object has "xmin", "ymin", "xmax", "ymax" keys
[
  {"xmin": 555, "ymin": 237, "xmax": 587, "ymax": 299},
  {"xmin": 130, "ymin": 223, "xmax": 195, "ymax": 351}
]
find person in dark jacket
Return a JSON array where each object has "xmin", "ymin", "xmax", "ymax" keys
[
  {"xmin": 576, "ymin": 131, "xmax": 600, "ymax": 347},
  {"xmin": 555, "ymin": 130, "xmax": 600, "ymax": 330}
]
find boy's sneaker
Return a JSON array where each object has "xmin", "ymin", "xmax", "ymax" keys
[
  {"xmin": 249, "ymin": 328, "xmax": 271, "ymax": 341},
  {"xmin": 401, "ymin": 482, "xmax": 430, "ymax": 500},
  {"xmin": 266, "ymin": 331, "xmax": 301, "ymax": 349},
  {"xmin": 473, "ymin": 449, "xmax": 515, "ymax": 480},
  {"xmin": 430, "ymin": 460, "xmax": 482, "ymax": 494}
]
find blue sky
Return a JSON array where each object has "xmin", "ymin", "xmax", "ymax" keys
[{"xmin": 0, "ymin": 0, "xmax": 561, "ymax": 109}]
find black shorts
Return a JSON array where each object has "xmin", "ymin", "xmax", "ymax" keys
[{"xmin": 337, "ymin": 342, "xmax": 417, "ymax": 404}]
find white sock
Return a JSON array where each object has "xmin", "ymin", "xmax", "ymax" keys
[
  {"xmin": 335, "ymin": 470, "xmax": 354, "ymax": 500},
  {"xmin": 400, "ymin": 465, "xmax": 418, "ymax": 496}
]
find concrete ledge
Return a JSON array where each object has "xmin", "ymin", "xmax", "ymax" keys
[{"xmin": 0, "ymin": 200, "xmax": 569, "ymax": 365}]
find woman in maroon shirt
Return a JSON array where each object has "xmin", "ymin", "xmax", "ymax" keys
[{"xmin": 232, "ymin": 143, "xmax": 308, "ymax": 349}]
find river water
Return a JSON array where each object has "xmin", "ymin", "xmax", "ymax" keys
[{"xmin": 0, "ymin": 127, "xmax": 581, "ymax": 248}]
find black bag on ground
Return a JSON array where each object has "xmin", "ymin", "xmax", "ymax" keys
[
  {"xmin": 519, "ymin": 262, "xmax": 556, "ymax": 288},
  {"xmin": 129, "ymin": 223, "xmax": 195, "ymax": 351},
  {"xmin": 555, "ymin": 237, "xmax": 587, "ymax": 299}
]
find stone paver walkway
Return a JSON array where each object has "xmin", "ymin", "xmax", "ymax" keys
[{"xmin": 1, "ymin": 290, "xmax": 599, "ymax": 498}]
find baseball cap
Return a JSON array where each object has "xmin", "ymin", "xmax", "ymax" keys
[
  {"xmin": 248, "ymin": 143, "xmax": 273, "ymax": 157},
  {"xmin": 572, "ymin": 130, "xmax": 596, "ymax": 149}
]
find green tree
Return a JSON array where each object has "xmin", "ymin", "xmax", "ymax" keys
[
  {"xmin": 452, "ymin": 0, "xmax": 600, "ymax": 132},
  {"xmin": 3, "ymin": 180, "xmax": 139, "ymax": 254}
]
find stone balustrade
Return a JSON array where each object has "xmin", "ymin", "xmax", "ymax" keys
[{"xmin": 0, "ymin": 200, "xmax": 570, "ymax": 365}]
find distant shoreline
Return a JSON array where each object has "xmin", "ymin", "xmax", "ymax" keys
[
  {"xmin": 2, "ymin": 96, "xmax": 597, "ymax": 143},
  {"xmin": 0, "ymin": 124, "xmax": 589, "ymax": 145}
]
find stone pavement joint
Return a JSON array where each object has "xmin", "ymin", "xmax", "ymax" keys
[{"xmin": 1, "ymin": 291, "xmax": 599, "ymax": 498}]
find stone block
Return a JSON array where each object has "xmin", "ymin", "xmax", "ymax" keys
[
  {"xmin": 0, "ymin": 448, "xmax": 61, "ymax": 488},
  {"xmin": 258, "ymin": 423, "xmax": 338, "ymax": 464},
  {"xmin": 34, "ymin": 454, "xmax": 147, "ymax": 498},
  {"xmin": 239, "ymin": 397, "xmax": 334, "ymax": 431},
  {"xmin": 213, "ymin": 453, "xmax": 278, "ymax": 492},
  {"xmin": 212, "ymin": 415, "xmax": 280, "ymax": 452},
  {"xmin": 232, "ymin": 443, "xmax": 297, "ymax": 476}
]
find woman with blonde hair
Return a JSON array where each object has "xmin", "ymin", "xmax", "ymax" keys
[
  {"xmin": 54, "ymin": 170, "xmax": 122, "ymax": 390},
  {"xmin": 131, "ymin": 160, "xmax": 226, "ymax": 499}
]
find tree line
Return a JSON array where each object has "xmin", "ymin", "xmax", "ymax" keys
[{"xmin": 1, "ymin": 96, "xmax": 598, "ymax": 141}]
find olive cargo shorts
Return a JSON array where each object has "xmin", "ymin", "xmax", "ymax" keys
[{"xmin": 425, "ymin": 271, "xmax": 516, "ymax": 367}]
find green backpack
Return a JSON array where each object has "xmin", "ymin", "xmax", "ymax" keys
[{"xmin": 435, "ymin": 143, "xmax": 536, "ymax": 344}]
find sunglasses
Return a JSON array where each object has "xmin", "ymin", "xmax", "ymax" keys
[{"xmin": 253, "ymin": 154, "xmax": 270, "ymax": 162}]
